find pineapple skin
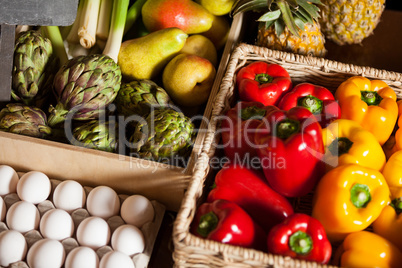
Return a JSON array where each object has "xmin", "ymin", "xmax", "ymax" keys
[
  {"xmin": 319, "ymin": 0, "xmax": 386, "ymax": 45},
  {"xmin": 256, "ymin": 21, "xmax": 327, "ymax": 57}
]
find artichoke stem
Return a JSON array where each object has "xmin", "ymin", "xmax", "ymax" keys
[{"xmin": 48, "ymin": 104, "xmax": 69, "ymax": 127}]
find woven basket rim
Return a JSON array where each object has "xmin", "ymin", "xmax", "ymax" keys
[{"xmin": 172, "ymin": 42, "xmax": 402, "ymax": 268}]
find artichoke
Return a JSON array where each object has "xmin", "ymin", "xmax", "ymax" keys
[
  {"xmin": 48, "ymin": 54, "xmax": 122, "ymax": 127},
  {"xmin": 114, "ymin": 79, "xmax": 173, "ymax": 119},
  {"xmin": 130, "ymin": 108, "xmax": 195, "ymax": 162},
  {"xmin": 71, "ymin": 120, "xmax": 117, "ymax": 153},
  {"xmin": 0, "ymin": 103, "xmax": 51, "ymax": 138},
  {"xmin": 12, "ymin": 30, "xmax": 56, "ymax": 108}
]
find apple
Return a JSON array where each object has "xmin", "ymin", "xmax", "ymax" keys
[
  {"xmin": 180, "ymin": 34, "xmax": 218, "ymax": 66},
  {"xmin": 196, "ymin": 0, "xmax": 236, "ymax": 16},
  {"xmin": 162, "ymin": 53, "xmax": 216, "ymax": 107}
]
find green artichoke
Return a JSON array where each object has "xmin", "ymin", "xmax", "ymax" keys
[
  {"xmin": 12, "ymin": 30, "xmax": 56, "ymax": 108},
  {"xmin": 48, "ymin": 54, "xmax": 122, "ymax": 127},
  {"xmin": 114, "ymin": 79, "xmax": 173, "ymax": 119},
  {"xmin": 0, "ymin": 103, "xmax": 51, "ymax": 138},
  {"xmin": 72, "ymin": 120, "xmax": 117, "ymax": 152},
  {"xmin": 130, "ymin": 108, "xmax": 195, "ymax": 162}
]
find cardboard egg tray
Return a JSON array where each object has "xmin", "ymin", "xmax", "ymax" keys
[{"xmin": 0, "ymin": 174, "xmax": 165, "ymax": 268}]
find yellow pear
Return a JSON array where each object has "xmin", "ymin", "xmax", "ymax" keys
[
  {"xmin": 201, "ymin": 15, "xmax": 231, "ymax": 50},
  {"xmin": 118, "ymin": 28, "xmax": 188, "ymax": 81},
  {"xmin": 162, "ymin": 53, "xmax": 216, "ymax": 107},
  {"xmin": 180, "ymin": 35, "xmax": 218, "ymax": 66},
  {"xmin": 196, "ymin": 0, "xmax": 236, "ymax": 16}
]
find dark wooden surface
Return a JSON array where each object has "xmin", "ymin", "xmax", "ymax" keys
[
  {"xmin": 148, "ymin": 211, "xmax": 176, "ymax": 268},
  {"xmin": 325, "ymin": 9, "xmax": 402, "ymax": 73}
]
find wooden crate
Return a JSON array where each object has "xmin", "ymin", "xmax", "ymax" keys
[{"xmin": 0, "ymin": 16, "xmax": 242, "ymax": 212}]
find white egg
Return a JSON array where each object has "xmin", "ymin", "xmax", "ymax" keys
[
  {"xmin": 39, "ymin": 208, "xmax": 74, "ymax": 240},
  {"xmin": 86, "ymin": 186, "xmax": 120, "ymax": 219},
  {"xmin": 27, "ymin": 238, "xmax": 65, "ymax": 268},
  {"xmin": 0, "ymin": 230, "xmax": 27, "ymax": 267},
  {"xmin": 53, "ymin": 180, "xmax": 86, "ymax": 213},
  {"xmin": 76, "ymin": 216, "xmax": 111, "ymax": 250},
  {"xmin": 99, "ymin": 250, "xmax": 135, "ymax": 268},
  {"xmin": 0, "ymin": 196, "xmax": 5, "ymax": 221},
  {"xmin": 0, "ymin": 165, "xmax": 19, "ymax": 196},
  {"xmin": 65, "ymin": 246, "xmax": 99, "ymax": 268},
  {"xmin": 17, "ymin": 171, "xmax": 51, "ymax": 204},
  {"xmin": 120, "ymin": 195, "xmax": 155, "ymax": 228},
  {"xmin": 111, "ymin": 224, "xmax": 145, "ymax": 257},
  {"xmin": 6, "ymin": 200, "xmax": 40, "ymax": 233}
]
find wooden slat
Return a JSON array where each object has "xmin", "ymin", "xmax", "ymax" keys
[{"xmin": 0, "ymin": 24, "xmax": 15, "ymax": 101}]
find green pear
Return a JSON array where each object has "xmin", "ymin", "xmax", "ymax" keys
[
  {"xmin": 141, "ymin": 0, "xmax": 214, "ymax": 34},
  {"xmin": 118, "ymin": 28, "xmax": 188, "ymax": 81}
]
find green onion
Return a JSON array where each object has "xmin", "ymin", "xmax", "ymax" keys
[
  {"xmin": 124, "ymin": 0, "xmax": 147, "ymax": 35},
  {"xmin": 96, "ymin": 0, "xmax": 113, "ymax": 41},
  {"xmin": 103, "ymin": 0, "xmax": 130, "ymax": 62},
  {"xmin": 66, "ymin": 0, "xmax": 85, "ymax": 43},
  {"xmin": 43, "ymin": 26, "xmax": 69, "ymax": 66},
  {"xmin": 78, "ymin": 0, "xmax": 102, "ymax": 49}
]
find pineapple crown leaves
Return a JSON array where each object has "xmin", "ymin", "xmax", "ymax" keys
[{"xmin": 231, "ymin": 0, "xmax": 323, "ymax": 38}]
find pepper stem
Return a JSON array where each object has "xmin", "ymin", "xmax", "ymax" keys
[
  {"xmin": 328, "ymin": 137, "xmax": 354, "ymax": 156},
  {"xmin": 289, "ymin": 230, "xmax": 313, "ymax": 255},
  {"xmin": 350, "ymin": 183, "xmax": 371, "ymax": 208},
  {"xmin": 297, "ymin": 95, "xmax": 323, "ymax": 114},
  {"xmin": 276, "ymin": 119, "xmax": 300, "ymax": 139},
  {"xmin": 197, "ymin": 211, "xmax": 219, "ymax": 238},
  {"xmin": 361, "ymin": 91, "xmax": 383, "ymax": 106},
  {"xmin": 240, "ymin": 106, "xmax": 267, "ymax": 120},
  {"xmin": 255, "ymin": 73, "xmax": 273, "ymax": 84},
  {"xmin": 391, "ymin": 197, "xmax": 402, "ymax": 215}
]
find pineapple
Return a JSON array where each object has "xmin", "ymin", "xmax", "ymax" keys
[
  {"xmin": 231, "ymin": 0, "xmax": 327, "ymax": 57},
  {"xmin": 319, "ymin": 0, "xmax": 386, "ymax": 45}
]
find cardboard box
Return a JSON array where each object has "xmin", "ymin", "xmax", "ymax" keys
[{"xmin": 0, "ymin": 14, "xmax": 245, "ymax": 212}]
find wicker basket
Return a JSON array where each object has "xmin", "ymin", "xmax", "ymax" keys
[{"xmin": 172, "ymin": 42, "xmax": 402, "ymax": 268}]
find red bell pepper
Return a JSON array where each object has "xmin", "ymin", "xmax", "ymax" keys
[
  {"xmin": 207, "ymin": 164, "xmax": 294, "ymax": 233},
  {"xmin": 191, "ymin": 199, "xmax": 266, "ymax": 251},
  {"xmin": 254, "ymin": 106, "xmax": 325, "ymax": 197},
  {"xmin": 220, "ymin": 101, "xmax": 278, "ymax": 161},
  {"xmin": 236, "ymin": 61, "xmax": 292, "ymax": 106},
  {"xmin": 267, "ymin": 213, "xmax": 332, "ymax": 264},
  {"xmin": 278, "ymin": 83, "xmax": 341, "ymax": 128}
]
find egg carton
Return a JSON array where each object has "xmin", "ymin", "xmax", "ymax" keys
[{"xmin": 0, "ymin": 178, "xmax": 166, "ymax": 268}]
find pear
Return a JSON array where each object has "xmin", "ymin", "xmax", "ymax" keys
[
  {"xmin": 180, "ymin": 35, "xmax": 218, "ymax": 66},
  {"xmin": 196, "ymin": 0, "xmax": 236, "ymax": 16},
  {"xmin": 202, "ymin": 15, "xmax": 231, "ymax": 50},
  {"xmin": 118, "ymin": 28, "xmax": 188, "ymax": 81},
  {"xmin": 141, "ymin": 0, "xmax": 214, "ymax": 34}
]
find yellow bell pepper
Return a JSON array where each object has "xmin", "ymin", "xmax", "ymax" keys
[
  {"xmin": 383, "ymin": 135, "xmax": 399, "ymax": 160},
  {"xmin": 322, "ymin": 119, "xmax": 386, "ymax": 171},
  {"xmin": 382, "ymin": 100, "xmax": 402, "ymax": 158},
  {"xmin": 335, "ymin": 76, "xmax": 398, "ymax": 145},
  {"xmin": 372, "ymin": 187, "xmax": 402, "ymax": 251},
  {"xmin": 393, "ymin": 100, "xmax": 402, "ymax": 151},
  {"xmin": 382, "ymin": 150, "xmax": 402, "ymax": 188},
  {"xmin": 312, "ymin": 164, "xmax": 390, "ymax": 243},
  {"xmin": 333, "ymin": 231, "xmax": 402, "ymax": 268}
]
